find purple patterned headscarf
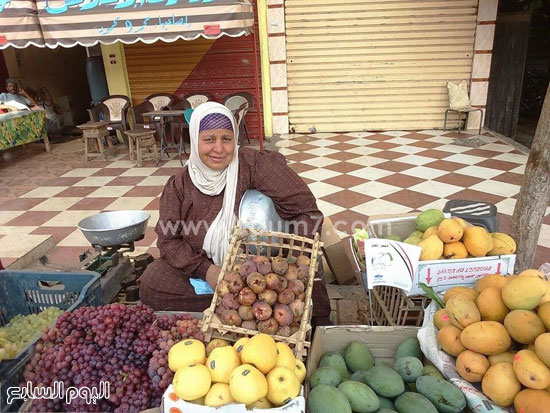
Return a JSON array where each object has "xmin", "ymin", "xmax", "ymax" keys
[{"xmin": 199, "ymin": 112, "xmax": 233, "ymax": 132}]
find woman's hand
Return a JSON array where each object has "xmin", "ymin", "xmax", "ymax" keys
[{"xmin": 206, "ymin": 264, "xmax": 221, "ymax": 289}]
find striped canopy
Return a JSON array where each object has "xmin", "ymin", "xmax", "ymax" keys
[
  {"xmin": 1, "ymin": 0, "xmax": 254, "ymax": 49},
  {"xmin": 0, "ymin": 0, "xmax": 45, "ymax": 48}
]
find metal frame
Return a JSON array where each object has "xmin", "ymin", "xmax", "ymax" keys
[{"xmin": 444, "ymin": 107, "xmax": 484, "ymax": 135}]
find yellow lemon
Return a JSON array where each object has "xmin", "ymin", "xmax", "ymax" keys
[
  {"xmin": 207, "ymin": 345, "xmax": 241, "ymax": 384},
  {"xmin": 172, "ymin": 364, "xmax": 211, "ymax": 401}
]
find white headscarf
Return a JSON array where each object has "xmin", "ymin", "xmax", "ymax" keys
[{"xmin": 187, "ymin": 101, "xmax": 239, "ymax": 266}]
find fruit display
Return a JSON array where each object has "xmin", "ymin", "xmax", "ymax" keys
[
  {"xmin": 165, "ymin": 333, "xmax": 305, "ymax": 409},
  {"xmin": 21, "ymin": 303, "xmax": 203, "ymax": 412},
  {"xmin": 307, "ymin": 337, "xmax": 466, "ymax": 413},
  {"xmin": 214, "ymin": 254, "xmax": 311, "ymax": 336},
  {"xmin": 0, "ymin": 306, "xmax": 64, "ymax": 362},
  {"xmin": 433, "ymin": 270, "xmax": 550, "ymax": 408}
]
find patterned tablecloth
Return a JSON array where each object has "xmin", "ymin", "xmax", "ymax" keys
[{"xmin": 0, "ymin": 110, "xmax": 48, "ymax": 150}]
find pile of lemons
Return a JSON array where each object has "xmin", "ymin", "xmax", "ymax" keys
[{"xmin": 168, "ymin": 333, "xmax": 306, "ymax": 409}]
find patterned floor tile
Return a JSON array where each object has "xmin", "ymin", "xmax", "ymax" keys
[
  {"xmin": 57, "ymin": 229, "xmax": 92, "ymax": 247},
  {"xmin": 122, "ymin": 186, "xmax": 164, "ymax": 197},
  {"xmin": 447, "ymin": 189, "xmax": 506, "ymax": 205},
  {"xmin": 315, "ymin": 199, "xmax": 346, "ymax": 217},
  {"xmin": 0, "ymin": 226, "xmax": 39, "ymax": 236},
  {"xmin": 492, "ymin": 153, "xmax": 528, "ymax": 164},
  {"xmin": 480, "ymin": 143, "xmax": 515, "ymax": 153},
  {"xmin": 4, "ymin": 211, "xmax": 61, "ymax": 226},
  {"xmin": 495, "ymin": 198, "xmax": 518, "ymax": 216},
  {"xmin": 349, "ymin": 181, "xmax": 401, "ymax": 198},
  {"xmin": 91, "ymin": 168, "xmax": 129, "ymax": 177},
  {"xmin": 74, "ymin": 176, "xmax": 116, "ymax": 187},
  {"xmin": 120, "ymin": 167, "xmax": 159, "ymax": 177},
  {"xmin": 61, "ymin": 168, "xmax": 102, "ymax": 177},
  {"xmin": 409, "ymin": 140, "xmax": 441, "ymax": 149},
  {"xmin": 377, "ymin": 173, "xmax": 425, "ymax": 188},
  {"xmin": 324, "ymin": 162, "xmax": 365, "ymax": 174},
  {"xmin": 346, "ymin": 146, "xmax": 382, "ymax": 156},
  {"xmin": 400, "ymin": 166, "xmax": 447, "ymax": 180},
  {"xmin": 433, "ymin": 173, "xmax": 484, "ymax": 188},
  {"xmin": 104, "ymin": 197, "xmax": 155, "ymax": 210},
  {"xmin": 347, "ymin": 156, "xmax": 386, "ymax": 168},
  {"xmin": 351, "ymin": 198, "xmax": 412, "ymax": 216},
  {"xmin": 289, "ymin": 162, "xmax": 317, "ymax": 174},
  {"xmin": 538, "ymin": 224, "xmax": 550, "ymax": 249},
  {"xmin": 325, "ymin": 151, "xmax": 363, "ymax": 161},
  {"xmin": 381, "ymin": 189, "xmax": 439, "ymax": 209},
  {"xmin": 305, "ymin": 147, "xmax": 341, "ymax": 158},
  {"xmin": 30, "ymin": 197, "xmax": 82, "ymax": 211},
  {"xmin": 347, "ymin": 166, "xmax": 394, "ymax": 181},
  {"xmin": 390, "ymin": 145, "xmax": 427, "ymax": 155},
  {"xmin": 0, "ymin": 198, "xmax": 48, "ymax": 211},
  {"xmin": 454, "ymin": 165, "xmax": 505, "ymax": 180},
  {"xmin": 328, "ymin": 209, "xmax": 370, "ymax": 234},
  {"xmin": 20, "ymin": 186, "xmax": 68, "ymax": 198},
  {"xmin": 136, "ymin": 176, "xmax": 172, "ymax": 186},
  {"xmin": 476, "ymin": 159, "xmax": 520, "ymax": 171},
  {"xmin": 470, "ymin": 180, "xmax": 520, "ymax": 198},
  {"xmin": 68, "ymin": 198, "xmax": 118, "ymax": 210},
  {"xmin": 409, "ymin": 181, "xmax": 463, "ymax": 198},
  {"xmin": 306, "ymin": 182, "xmax": 343, "ymax": 198},
  {"xmin": 30, "ymin": 226, "xmax": 77, "ymax": 245},
  {"xmin": 301, "ymin": 157, "xmax": 340, "ymax": 168},
  {"xmin": 42, "ymin": 210, "xmax": 101, "ymax": 227},
  {"xmin": 299, "ymin": 168, "xmax": 341, "ymax": 182},
  {"xmin": 323, "ymin": 174, "xmax": 369, "ymax": 189},
  {"xmin": 0, "ymin": 234, "xmax": 52, "ymax": 258},
  {"xmin": 395, "ymin": 154, "xmax": 438, "ymax": 166},
  {"xmin": 321, "ymin": 190, "xmax": 374, "ymax": 209},
  {"xmin": 510, "ymin": 164, "xmax": 526, "ymax": 174}
]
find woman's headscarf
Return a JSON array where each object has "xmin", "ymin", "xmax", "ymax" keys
[{"xmin": 187, "ymin": 101, "xmax": 239, "ymax": 266}]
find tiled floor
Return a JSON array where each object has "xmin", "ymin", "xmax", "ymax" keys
[{"xmin": 0, "ymin": 130, "xmax": 549, "ymax": 270}]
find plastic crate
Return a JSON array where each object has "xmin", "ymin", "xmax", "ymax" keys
[{"xmin": 0, "ymin": 270, "xmax": 104, "ymax": 413}]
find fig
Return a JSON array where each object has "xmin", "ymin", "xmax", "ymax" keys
[
  {"xmin": 271, "ymin": 256, "xmax": 289, "ymax": 276},
  {"xmin": 246, "ymin": 272, "xmax": 266, "ymax": 294},
  {"xmin": 265, "ymin": 273, "xmax": 281, "ymax": 290},
  {"xmin": 289, "ymin": 321, "xmax": 300, "ymax": 335},
  {"xmin": 258, "ymin": 289, "xmax": 277, "ymax": 306},
  {"xmin": 297, "ymin": 292, "xmax": 306, "ymax": 301},
  {"xmin": 238, "ymin": 287, "xmax": 257, "ymax": 306},
  {"xmin": 287, "ymin": 279, "xmax": 305, "ymax": 296},
  {"xmin": 273, "ymin": 304, "xmax": 294, "ymax": 326},
  {"xmin": 278, "ymin": 289, "xmax": 295, "ymax": 305},
  {"xmin": 285, "ymin": 264, "xmax": 298, "ymax": 280},
  {"xmin": 275, "ymin": 276, "xmax": 288, "ymax": 293},
  {"xmin": 289, "ymin": 299, "xmax": 305, "ymax": 318},
  {"xmin": 240, "ymin": 260, "xmax": 257, "ymax": 278},
  {"xmin": 276, "ymin": 326, "xmax": 291, "ymax": 337},
  {"xmin": 242, "ymin": 320, "xmax": 257, "ymax": 330},
  {"xmin": 253, "ymin": 256, "xmax": 272, "ymax": 275},
  {"xmin": 257, "ymin": 317, "xmax": 279, "ymax": 335},
  {"xmin": 238, "ymin": 305, "xmax": 255, "ymax": 321},
  {"xmin": 296, "ymin": 255, "xmax": 310, "ymax": 267},
  {"xmin": 225, "ymin": 271, "xmax": 244, "ymax": 294},
  {"xmin": 232, "ymin": 262, "xmax": 242, "ymax": 273},
  {"xmin": 252, "ymin": 301, "xmax": 272, "ymax": 321},
  {"xmin": 221, "ymin": 310, "xmax": 242, "ymax": 326},
  {"xmin": 296, "ymin": 265, "xmax": 309, "ymax": 281},
  {"xmin": 217, "ymin": 280, "xmax": 230, "ymax": 297},
  {"xmin": 215, "ymin": 304, "xmax": 227, "ymax": 316},
  {"xmin": 222, "ymin": 293, "xmax": 240, "ymax": 310},
  {"xmin": 224, "ymin": 271, "xmax": 241, "ymax": 283}
]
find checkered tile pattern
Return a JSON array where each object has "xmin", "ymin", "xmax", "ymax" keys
[{"xmin": 1, "ymin": 130, "xmax": 549, "ymax": 270}]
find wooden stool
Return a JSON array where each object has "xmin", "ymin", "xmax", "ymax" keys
[
  {"xmin": 125, "ymin": 130, "xmax": 158, "ymax": 167},
  {"xmin": 77, "ymin": 121, "xmax": 116, "ymax": 162}
]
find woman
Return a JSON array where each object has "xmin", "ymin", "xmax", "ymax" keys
[{"xmin": 139, "ymin": 102, "xmax": 324, "ymax": 312}]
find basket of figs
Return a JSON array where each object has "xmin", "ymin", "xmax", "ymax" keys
[{"xmin": 200, "ymin": 223, "xmax": 323, "ymax": 359}]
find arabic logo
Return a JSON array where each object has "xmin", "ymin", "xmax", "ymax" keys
[{"xmin": 45, "ymin": 0, "xmax": 216, "ymax": 15}]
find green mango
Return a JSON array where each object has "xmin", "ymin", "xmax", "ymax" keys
[{"xmin": 308, "ymin": 384, "xmax": 352, "ymax": 413}]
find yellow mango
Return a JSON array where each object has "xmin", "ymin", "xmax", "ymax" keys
[
  {"xmin": 437, "ymin": 218, "xmax": 464, "ymax": 243},
  {"xmin": 443, "ymin": 242, "xmax": 468, "ymax": 259},
  {"xmin": 514, "ymin": 389, "xmax": 550, "ymax": 413},
  {"xmin": 418, "ymin": 234, "xmax": 444, "ymax": 261},
  {"xmin": 482, "ymin": 362, "xmax": 521, "ymax": 407},
  {"xmin": 443, "ymin": 287, "xmax": 478, "ymax": 303},
  {"xmin": 476, "ymin": 286, "xmax": 509, "ymax": 323},
  {"xmin": 437, "ymin": 325, "xmax": 466, "ymax": 356},
  {"xmin": 538, "ymin": 302, "xmax": 550, "ymax": 331},
  {"xmin": 463, "ymin": 226, "xmax": 493, "ymax": 257},
  {"xmin": 456, "ymin": 350, "xmax": 490, "ymax": 383},
  {"xmin": 433, "ymin": 309, "xmax": 451, "ymax": 329},
  {"xmin": 487, "ymin": 233, "xmax": 517, "ymax": 256},
  {"xmin": 460, "ymin": 321, "xmax": 511, "ymax": 356},
  {"xmin": 422, "ymin": 226, "xmax": 439, "ymax": 240},
  {"xmin": 446, "ymin": 295, "xmax": 481, "ymax": 330},
  {"xmin": 474, "ymin": 274, "xmax": 509, "ymax": 292},
  {"xmin": 513, "ymin": 350, "xmax": 550, "ymax": 390},
  {"xmin": 488, "ymin": 351, "xmax": 516, "ymax": 365},
  {"xmin": 502, "ymin": 276, "xmax": 548, "ymax": 310},
  {"xmin": 535, "ymin": 333, "xmax": 550, "ymax": 368},
  {"xmin": 520, "ymin": 269, "xmax": 550, "ymax": 305},
  {"xmin": 503, "ymin": 310, "xmax": 545, "ymax": 344}
]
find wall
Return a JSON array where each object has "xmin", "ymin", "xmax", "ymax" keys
[
  {"xmin": 4, "ymin": 45, "xmax": 91, "ymax": 125},
  {"xmin": 0, "ymin": 51, "xmax": 8, "ymax": 87}
]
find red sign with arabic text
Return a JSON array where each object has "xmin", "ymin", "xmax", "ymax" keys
[{"xmin": 204, "ymin": 25, "xmax": 221, "ymax": 35}]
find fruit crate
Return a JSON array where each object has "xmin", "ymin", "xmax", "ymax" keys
[
  {"xmin": 200, "ymin": 223, "xmax": 323, "ymax": 360},
  {"xmin": 348, "ymin": 236, "xmax": 428, "ymax": 327},
  {"xmin": 0, "ymin": 270, "xmax": 104, "ymax": 413}
]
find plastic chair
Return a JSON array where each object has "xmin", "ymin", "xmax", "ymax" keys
[
  {"xmin": 224, "ymin": 92, "xmax": 253, "ymax": 144},
  {"xmin": 180, "ymin": 92, "xmax": 212, "ymax": 109},
  {"xmin": 99, "ymin": 95, "xmax": 130, "ymax": 123},
  {"xmin": 87, "ymin": 102, "xmax": 129, "ymax": 146},
  {"xmin": 129, "ymin": 101, "xmax": 156, "ymax": 131},
  {"xmin": 145, "ymin": 93, "xmax": 175, "ymax": 111}
]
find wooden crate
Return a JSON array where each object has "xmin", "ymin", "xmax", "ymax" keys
[{"xmin": 200, "ymin": 223, "xmax": 323, "ymax": 360}]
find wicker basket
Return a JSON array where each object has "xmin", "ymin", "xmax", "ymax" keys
[
  {"xmin": 200, "ymin": 223, "xmax": 323, "ymax": 359},
  {"xmin": 348, "ymin": 237, "xmax": 428, "ymax": 327}
]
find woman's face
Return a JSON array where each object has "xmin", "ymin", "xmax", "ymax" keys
[{"xmin": 198, "ymin": 128, "xmax": 235, "ymax": 170}]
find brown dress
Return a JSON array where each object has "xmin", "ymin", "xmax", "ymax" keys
[{"xmin": 139, "ymin": 147, "xmax": 325, "ymax": 312}]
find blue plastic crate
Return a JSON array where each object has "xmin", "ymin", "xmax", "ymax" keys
[{"xmin": 0, "ymin": 270, "xmax": 104, "ymax": 412}]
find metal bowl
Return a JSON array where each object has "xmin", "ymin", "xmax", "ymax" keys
[
  {"xmin": 239, "ymin": 190, "xmax": 290, "ymax": 255},
  {"xmin": 77, "ymin": 210, "xmax": 151, "ymax": 247}
]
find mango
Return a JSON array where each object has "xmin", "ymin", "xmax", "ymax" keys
[
  {"xmin": 488, "ymin": 351, "xmax": 516, "ymax": 365},
  {"xmin": 504, "ymin": 310, "xmax": 545, "ymax": 344},
  {"xmin": 423, "ymin": 365, "xmax": 445, "ymax": 380},
  {"xmin": 422, "ymin": 226, "xmax": 439, "ymax": 240},
  {"xmin": 415, "ymin": 209, "xmax": 444, "ymax": 232},
  {"xmin": 378, "ymin": 396, "xmax": 395, "ymax": 410},
  {"xmin": 443, "ymin": 242, "xmax": 468, "ymax": 259},
  {"xmin": 437, "ymin": 219, "xmax": 464, "ymax": 243},
  {"xmin": 364, "ymin": 366, "xmax": 405, "ymax": 398},
  {"xmin": 451, "ymin": 216, "xmax": 470, "ymax": 229},
  {"xmin": 460, "ymin": 321, "xmax": 512, "ymax": 355},
  {"xmin": 437, "ymin": 325, "xmax": 466, "ymax": 356},
  {"xmin": 344, "ymin": 341, "xmax": 374, "ymax": 373},
  {"xmin": 443, "ymin": 286, "xmax": 478, "ymax": 303},
  {"xmin": 384, "ymin": 235, "xmax": 401, "ymax": 242},
  {"xmin": 482, "ymin": 362, "xmax": 521, "ymax": 407},
  {"xmin": 416, "ymin": 375, "xmax": 466, "ymax": 413},
  {"xmin": 520, "ymin": 269, "xmax": 550, "ymax": 305},
  {"xmin": 404, "ymin": 236, "xmax": 422, "ymax": 246},
  {"xmin": 395, "ymin": 392, "xmax": 438, "ymax": 413},
  {"xmin": 319, "ymin": 351, "xmax": 350, "ymax": 380},
  {"xmin": 308, "ymin": 384, "xmax": 352, "ymax": 413},
  {"xmin": 538, "ymin": 302, "xmax": 550, "ymax": 330},
  {"xmin": 455, "ymin": 350, "xmax": 490, "ymax": 382},
  {"xmin": 434, "ymin": 309, "xmax": 451, "ymax": 329},
  {"xmin": 488, "ymin": 232, "xmax": 517, "ymax": 255},
  {"xmin": 393, "ymin": 357, "xmax": 423, "ymax": 383},
  {"xmin": 350, "ymin": 369, "xmax": 369, "ymax": 383},
  {"xmin": 445, "ymin": 295, "xmax": 481, "ymax": 330},
  {"xmin": 408, "ymin": 230, "xmax": 424, "ymax": 239},
  {"xmin": 502, "ymin": 275, "xmax": 548, "ymax": 310},
  {"xmin": 310, "ymin": 366, "xmax": 342, "ymax": 388},
  {"xmin": 535, "ymin": 333, "xmax": 550, "ymax": 367},
  {"xmin": 475, "ymin": 286, "xmax": 509, "ymax": 322},
  {"xmin": 395, "ymin": 337, "xmax": 422, "ymax": 360},
  {"xmin": 513, "ymin": 350, "xmax": 550, "ymax": 390},
  {"xmin": 418, "ymin": 234, "xmax": 444, "ymax": 261},
  {"xmin": 463, "ymin": 226, "xmax": 493, "ymax": 257},
  {"xmin": 514, "ymin": 389, "xmax": 550, "ymax": 413},
  {"xmin": 475, "ymin": 274, "xmax": 509, "ymax": 292},
  {"xmin": 338, "ymin": 381, "xmax": 380, "ymax": 413}
]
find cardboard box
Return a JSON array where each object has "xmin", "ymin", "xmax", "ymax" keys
[
  {"xmin": 306, "ymin": 325, "xmax": 419, "ymax": 382},
  {"xmin": 321, "ymin": 217, "xmax": 360, "ymax": 285},
  {"xmin": 367, "ymin": 214, "xmax": 516, "ymax": 296},
  {"xmin": 162, "ymin": 384, "xmax": 305, "ymax": 412}
]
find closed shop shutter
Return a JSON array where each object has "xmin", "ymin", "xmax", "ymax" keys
[{"xmin": 285, "ymin": 0, "xmax": 478, "ymax": 133}]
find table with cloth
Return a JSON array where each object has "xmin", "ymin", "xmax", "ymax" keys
[{"xmin": 0, "ymin": 110, "xmax": 50, "ymax": 152}]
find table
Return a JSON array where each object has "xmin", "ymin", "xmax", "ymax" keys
[
  {"xmin": 0, "ymin": 110, "xmax": 50, "ymax": 152},
  {"xmin": 143, "ymin": 110, "xmax": 188, "ymax": 166}
]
